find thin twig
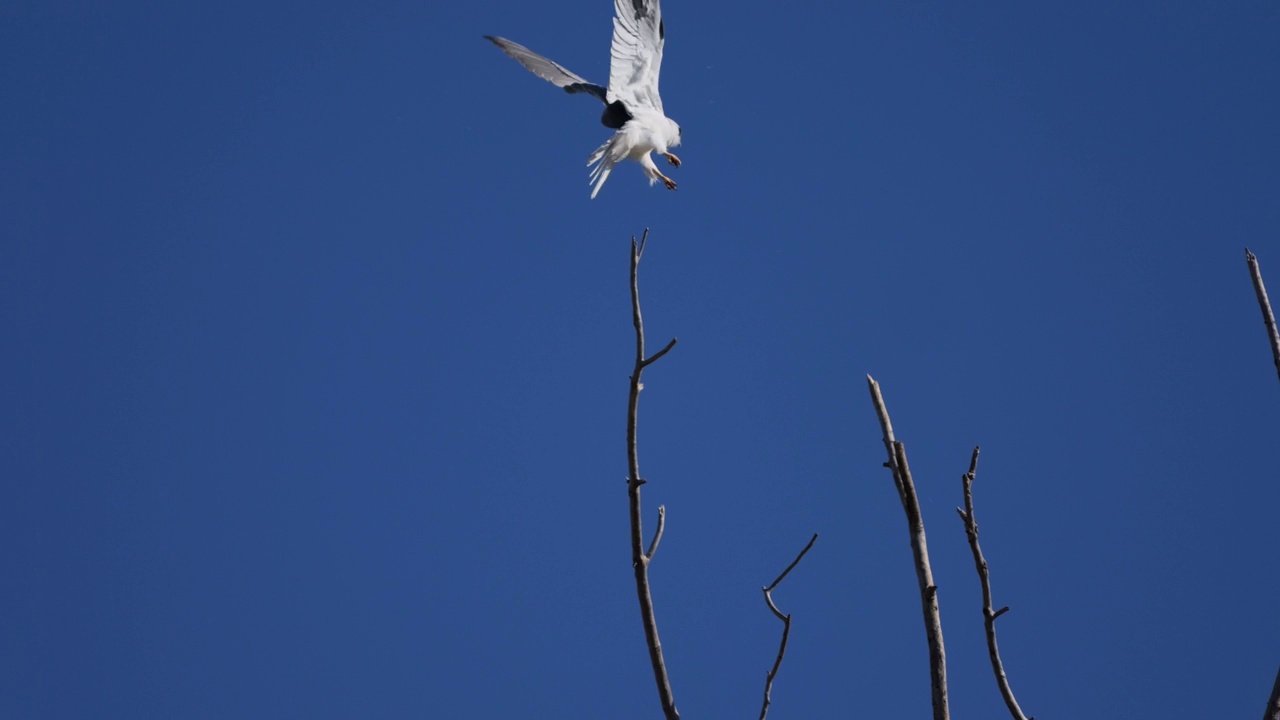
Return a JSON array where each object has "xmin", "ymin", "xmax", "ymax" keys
[
  {"xmin": 643, "ymin": 338, "xmax": 679, "ymax": 368},
  {"xmin": 626, "ymin": 230, "xmax": 681, "ymax": 720},
  {"xmin": 867, "ymin": 375, "xmax": 949, "ymax": 720},
  {"xmin": 955, "ymin": 447, "xmax": 1032, "ymax": 720},
  {"xmin": 766, "ymin": 533, "xmax": 819, "ymax": 597},
  {"xmin": 645, "ymin": 506, "xmax": 666, "ymax": 561},
  {"xmin": 1246, "ymin": 249, "xmax": 1280, "ymax": 387},
  {"xmin": 759, "ymin": 533, "xmax": 818, "ymax": 720}
]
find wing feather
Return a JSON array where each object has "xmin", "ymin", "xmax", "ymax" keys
[
  {"xmin": 605, "ymin": 0, "xmax": 665, "ymax": 112},
  {"xmin": 485, "ymin": 35, "xmax": 607, "ymax": 101}
]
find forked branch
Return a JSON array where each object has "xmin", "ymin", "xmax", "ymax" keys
[
  {"xmin": 626, "ymin": 230, "xmax": 681, "ymax": 720},
  {"xmin": 867, "ymin": 375, "xmax": 949, "ymax": 720},
  {"xmin": 955, "ymin": 447, "xmax": 1032, "ymax": 720},
  {"xmin": 759, "ymin": 533, "xmax": 818, "ymax": 720}
]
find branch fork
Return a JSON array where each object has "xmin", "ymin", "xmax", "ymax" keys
[
  {"xmin": 758, "ymin": 533, "xmax": 818, "ymax": 720},
  {"xmin": 625, "ymin": 230, "xmax": 681, "ymax": 720}
]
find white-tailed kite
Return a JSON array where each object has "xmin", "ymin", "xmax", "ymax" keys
[{"xmin": 486, "ymin": 0, "xmax": 681, "ymax": 198}]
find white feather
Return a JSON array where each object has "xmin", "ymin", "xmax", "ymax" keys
[{"xmin": 487, "ymin": 0, "xmax": 681, "ymax": 198}]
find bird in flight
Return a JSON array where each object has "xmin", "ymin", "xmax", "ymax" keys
[{"xmin": 486, "ymin": 0, "xmax": 681, "ymax": 199}]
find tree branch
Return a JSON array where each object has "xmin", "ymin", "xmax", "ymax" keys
[
  {"xmin": 1245, "ymin": 250, "xmax": 1280, "ymax": 720},
  {"xmin": 1254, "ymin": 249, "xmax": 1280, "ymax": 712},
  {"xmin": 867, "ymin": 375, "xmax": 949, "ymax": 720},
  {"xmin": 1245, "ymin": 249, "xmax": 1280, "ymax": 388},
  {"xmin": 626, "ymin": 230, "xmax": 681, "ymax": 720},
  {"xmin": 759, "ymin": 533, "xmax": 818, "ymax": 720},
  {"xmin": 645, "ymin": 506, "xmax": 666, "ymax": 561},
  {"xmin": 1264, "ymin": 664, "xmax": 1280, "ymax": 720},
  {"xmin": 955, "ymin": 447, "xmax": 1032, "ymax": 720}
]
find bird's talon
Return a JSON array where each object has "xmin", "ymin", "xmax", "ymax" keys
[
  {"xmin": 665, "ymin": 153, "xmax": 681, "ymax": 168},
  {"xmin": 663, "ymin": 177, "xmax": 677, "ymax": 191}
]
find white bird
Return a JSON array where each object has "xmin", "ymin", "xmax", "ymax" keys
[{"xmin": 485, "ymin": 0, "xmax": 682, "ymax": 198}]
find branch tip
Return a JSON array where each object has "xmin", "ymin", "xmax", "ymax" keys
[
  {"xmin": 645, "ymin": 505, "xmax": 666, "ymax": 560},
  {"xmin": 635, "ymin": 227, "xmax": 651, "ymax": 256},
  {"xmin": 766, "ymin": 533, "xmax": 819, "ymax": 591},
  {"xmin": 1244, "ymin": 248, "xmax": 1280, "ymax": 388},
  {"xmin": 642, "ymin": 337, "xmax": 679, "ymax": 367}
]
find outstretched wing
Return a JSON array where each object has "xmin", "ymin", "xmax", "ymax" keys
[
  {"xmin": 485, "ymin": 35, "xmax": 607, "ymax": 102},
  {"xmin": 605, "ymin": 0, "xmax": 665, "ymax": 112}
]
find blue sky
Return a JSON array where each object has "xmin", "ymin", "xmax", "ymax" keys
[{"xmin": 3, "ymin": 1, "xmax": 1279, "ymax": 717}]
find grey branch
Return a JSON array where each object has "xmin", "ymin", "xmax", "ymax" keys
[
  {"xmin": 759, "ymin": 533, "xmax": 818, "ymax": 720},
  {"xmin": 867, "ymin": 375, "xmax": 949, "ymax": 720},
  {"xmin": 955, "ymin": 447, "xmax": 1033, "ymax": 720},
  {"xmin": 626, "ymin": 230, "xmax": 680, "ymax": 720},
  {"xmin": 1245, "ymin": 249, "xmax": 1280, "ymax": 720},
  {"xmin": 1246, "ymin": 249, "xmax": 1280, "ymax": 388},
  {"xmin": 1264, "ymin": 664, "xmax": 1280, "ymax": 720},
  {"xmin": 645, "ymin": 506, "xmax": 666, "ymax": 561}
]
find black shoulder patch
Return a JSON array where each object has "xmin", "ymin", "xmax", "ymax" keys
[
  {"xmin": 659, "ymin": 19, "xmax": 664, "ymax": 40},
  {"xmin": 600, "ymin": 100, "xmax": 633, "ymax": 130}
]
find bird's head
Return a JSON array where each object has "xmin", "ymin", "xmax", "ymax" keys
[{"xmin": 665, "ymin": 117, "xmax": 682, "ymax": 148}]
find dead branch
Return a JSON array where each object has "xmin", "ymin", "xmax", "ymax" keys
[
  {"xmin": 1263, "ymin": 664, "xmax": 1280, "ymax": 720},
  {"xmin": 1264, "ymin": 665, "xmax": 1280, "ymax": 720},
  {"xmin": 1245, "ymin": 249, "xmax": 1280, "ymax": 720},
  {"xmin": 1245, "ymin": 249, "xmax": 1280, "ymax": 387},
  {"xmin": 645, "ymin": 505, "xmax": 666, "ymax": 561},
  {"xmin": 867, "ymin": 375, "xmax": 949, "ymax": 720},
  {"xmin": 626, "ymin": 230, "xmax": 681, "ymax": 720},
  {"xmin": 955, "ymin": 447, "xmax": 1033, "ymax": 720},
  {"xmin": 759, "ymin": 533, "xmax": 818, "ymax": 720}
]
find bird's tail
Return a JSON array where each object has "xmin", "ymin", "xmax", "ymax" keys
[{"xmin": 587, "ymin": 131, "xmax": 626, "ymax": 199}]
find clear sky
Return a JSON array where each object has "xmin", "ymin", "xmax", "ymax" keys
[{"xmin": 3, "ymin": 1, "xmax": 1279, "ymax": 718}]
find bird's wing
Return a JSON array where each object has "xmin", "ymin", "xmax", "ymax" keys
[
  {"xmin": 485, "ymin": 35, "xmax": 607, "ymax": 102},
  {"xmin": 605, "ymin": 0, "xmax": 665, "ymax": 112}
]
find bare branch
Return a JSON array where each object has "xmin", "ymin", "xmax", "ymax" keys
[
  {"xmin": 866, "ymin": 375, "xmax": 949, "ymax": 720},
  {"xmin": 1263, "ymin": 664, "xmax": 1280, "ymax": 720},
  {"xmin": 643, "ymin": 337, "xmax": 679, "ymax": 368},
  {"xmin": 1245, "ymin": 249, "xmax": 1280, "ymax": 388},
  {"xmin": 1246, "ymin": 249, "xmax": 1280, "ymax": 719},
  {"xmin": 867, "ymin": 376, "xmax": 905, "ymax": 500},
  {"xmin": 766, "ymin": 532, "xmax": 819, "ymax": 595},
  {"xmin": 626, "ymin": 232, "xmax": 680, "ymax": 720},
  {"xmin": 759, "ymin": 533, "xmax": 819, "ymax": 720},
  {"xmin": 956, "ymin": 446, "xmax": 1032, "ymax": 720},
  {"xmin": 645, "ymin": 506, "xmax": 666, "ymax": 561}
]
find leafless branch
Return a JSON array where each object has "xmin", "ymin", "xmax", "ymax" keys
[
  {"xmin": 645, "ymin": 506, "xmax": 666, "ymax": 561},
  {"xmin": 1245, "ymin": 249, "xmax": 1280, "ymax": 387},
  {"xmin": 643, "ymin": 338, "xmax": 679, "ymax": 368},
  {"xmin": 955, "ymin": 447, "xmax": 1032, "ymax": 720},
  {"xmin": 867, "ymin": 375, "xmax": 949, "ymax": 720},
  {"xmin": 626, "ymin": 230, "xmax": 681, "ymax": 720},
  {"xmin": 758, "ymin": 533, "xmax": 818, "ymax": 720},
  {"xmin": 1245, "ymin": 250, "xmax": 1280, "ymax": 720},
  {"xmin": 1264, "ymin": 666, "xmax": 1280, "ymax": 720}
]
